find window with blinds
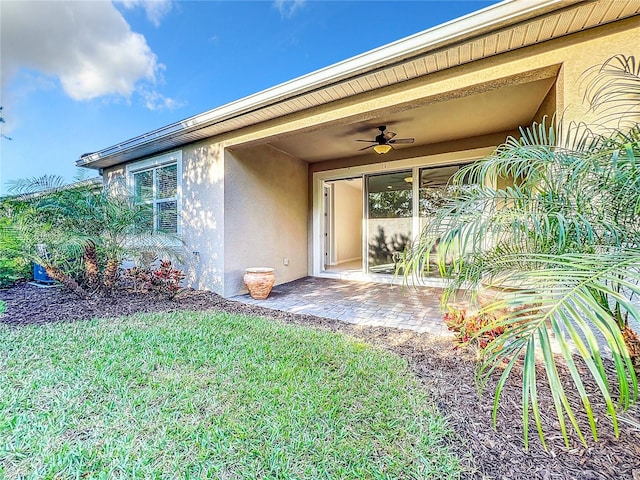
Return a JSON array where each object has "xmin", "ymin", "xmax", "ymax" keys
[{"xmin": 132, "ymin": 163, "xmax": 178, "ymax": 234}]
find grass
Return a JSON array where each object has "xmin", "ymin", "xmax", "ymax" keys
[{"xmin": 0, "ymin": 311, "xmax": 461, "ymax": 479}]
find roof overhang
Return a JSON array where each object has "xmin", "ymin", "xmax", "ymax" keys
[{"xmin": 77, "ymin": 0, "xmax": 640, "ymax": 170}]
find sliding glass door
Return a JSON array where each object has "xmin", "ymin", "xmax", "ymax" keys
[
  {"xmin": 366, "ymin": 170, "xmax": 413, "ymax": 274},
  {"xmin": 319, "ymin": 163, "xmax": 471, "ymax": 278}
]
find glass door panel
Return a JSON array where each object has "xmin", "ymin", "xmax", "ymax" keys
[
  {"xmin": 367, "ymin": 170, "xmax": 413, "ymax": 274},
  {"xmin": 418, "ymin": 164, "xmax": 468, "ymax": 275}
]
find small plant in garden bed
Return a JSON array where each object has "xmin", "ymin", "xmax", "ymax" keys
[
  {"xmin": 123, "ymin": 260, "xmax": 185, "ymax": 298},
  {"xmin": 443, "ymin": 307, "xmax": 506, "ymax": 350}
]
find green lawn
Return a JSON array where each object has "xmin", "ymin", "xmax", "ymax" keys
[{"xmin": 0, "ymin": 311, "xmax": 461, "ymax": 479}]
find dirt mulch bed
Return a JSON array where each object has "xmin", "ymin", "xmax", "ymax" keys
[{"xmin": 2, "ymin": 282, "xmax": 640, "ymax": 479}]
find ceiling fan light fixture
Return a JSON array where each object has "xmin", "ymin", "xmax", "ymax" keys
[
  {"xmin": 373, "ymin": 144, "xmax": 392, "ymax": 154},
  {"xmin": 404, "ymin": 176, "xmax": 413, "ymax": 183}
]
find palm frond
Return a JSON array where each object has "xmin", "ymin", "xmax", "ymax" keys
[
  {"xmin": 402, "ymin": 56, "xmax": 640, "ymax": 448},
  {"xmin": 476, "ymin": 250, "xmax": 639, "ymax": 446},
  {"xmin": 7, "ymin": 175, "xmax": 68, "ymax": 198},
  {"xmin": 582, "ymin": 54, "xmax": 640, "ymax": 128}
]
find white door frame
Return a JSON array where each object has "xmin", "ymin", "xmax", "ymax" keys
[{"xmin": 322, "ymin": 183, "xmax": 335, "ymax": 267}]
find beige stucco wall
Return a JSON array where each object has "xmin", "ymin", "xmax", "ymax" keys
[
  {"xmin": 223, "ymin": 145, "xmax": 308, "ymax": 297},
  {"xmin": 103, "ymin": 144, "xmax": 227, "ymax": 295},
  {"xmin": 102, "ymin": 140, "xmax": 308, "ymax": 297},
  {"xmin": 102, "ymin": 165, "xmax": 126, "ymax": 184},
  {"xmin": 180, "ymin": 142, "xmax": 226, "ymax": 294}
]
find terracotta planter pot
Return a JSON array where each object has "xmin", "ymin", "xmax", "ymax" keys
[{"xmin": 243, "ymin": 267, "xmax": 275, "ymax": 300}]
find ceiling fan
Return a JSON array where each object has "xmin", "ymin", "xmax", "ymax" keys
[{"xmin": 356, "ymin": 125, "xmax": 415, "ymax": 154}]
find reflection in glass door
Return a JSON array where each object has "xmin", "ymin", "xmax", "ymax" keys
[
  {"xmin": 366, "ymin": 170, "xmax": 413, "ymax": 274},
  {"xmin": 418, "ymin": 164, "xmax": 469, "ymax": 275}
]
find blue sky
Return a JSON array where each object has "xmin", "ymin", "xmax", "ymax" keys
[{"xmin": 0, "ymin": 0, "xmax": 498, "ymax": 194}]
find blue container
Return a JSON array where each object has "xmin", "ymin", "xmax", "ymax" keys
[{"xmin": 33, "ymin": 263, "xmax": 56, "ymax": 284}]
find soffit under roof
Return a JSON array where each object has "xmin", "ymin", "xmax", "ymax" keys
[
  {"xmin": 78, "ymin": 0, "xmax": 640, "ymax": 169},
  {"xmin": 258, "ymin": 75, "xmax": 557, "ymax": 163}
]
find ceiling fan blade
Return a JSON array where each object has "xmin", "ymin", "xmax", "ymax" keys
[
  {"xmin": 358, "ymin": 144, "xmax": 376, "ymax": 151},
  {"xmin": 355, "ymin": 139, "xmax": 377, "ymax": 143},
  {"xmin": 388, "ymin": 138, "xmax": 415, "ymax": 144},
  {"xmin": 383, "ymin": 131, "xmax": 397, "ymax": 140}
]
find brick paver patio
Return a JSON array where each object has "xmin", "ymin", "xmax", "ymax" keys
[{"xmin": 232, "ymin": 276, "xmax": 452, "ymax": 335}]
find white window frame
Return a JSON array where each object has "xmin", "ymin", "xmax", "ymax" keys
[{"xmin": 126, "ymin": 150, "xmax": 183, "ymax": 237}]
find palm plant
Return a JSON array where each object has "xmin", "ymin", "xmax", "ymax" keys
[
  {"xmin": 402, "ymin": 55, "xmax": 640, "ymax": 448},
  {"xmin": 82, "ymin": 184, "xmax": 182, "ymax": 292},
  {"xmin": 1, "ymin": 176, "xmax": 183, "ymax": 296}
]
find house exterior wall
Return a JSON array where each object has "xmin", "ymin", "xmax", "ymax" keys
[
  {"xmin": 103, "ymin": 143, "xmax": 227, "ymax": 295},
  {"xmin": 99, "ymin": 17, "xmax": 638, "ymax": 296},
  {"xmin": 223, "ymin": 145, "xmax": 308, "ymax": 297},
  {"xmin": 180, "ymin": 142, "xmax": 226, "ymax": 294},
  {"xmin": 102, "ymin": 165, "xmax": 126, "ymax": 184}
]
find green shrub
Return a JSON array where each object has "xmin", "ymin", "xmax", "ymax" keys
[
  {"xmin": 0, "ymin": 210, "xmax": 31, "ymax": 287},
  {"xmin": 0, "ymin": 256, "xmax": 30, "ymax": 287}
]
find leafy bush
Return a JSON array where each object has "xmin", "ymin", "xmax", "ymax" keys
[
  {"xmin": 1, "ymin": 176, "xmax": 183, "ymax": 297},
  {"xmin": 0, "ymin": 256, "xmax": 30, "ymax": 288},
  {"xmin": 443, "ymin": 308, "xmax": 505, "ymax": 350},
  {"xmin": 0, "ymin": 216, "xmax": 30, "ymax": 287},
  {"xmin": 123, "ymin": 260, "xmax": 185, "ymax": 298}
]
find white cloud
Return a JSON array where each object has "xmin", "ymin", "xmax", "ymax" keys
[
  {"xmin": 1, "ymin": 1, "xmax": 177, "ymax": 109},
  {"xmin": 139, "ymin": 88, "xmax": 185, "ymax": 111},
  {"xmin": 117, "ymin": 0, "xmax": 173, "ymax": 27},
  {"xmin": 273, "ymin": 0, "xmax": 305, "ymax": 18}
]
